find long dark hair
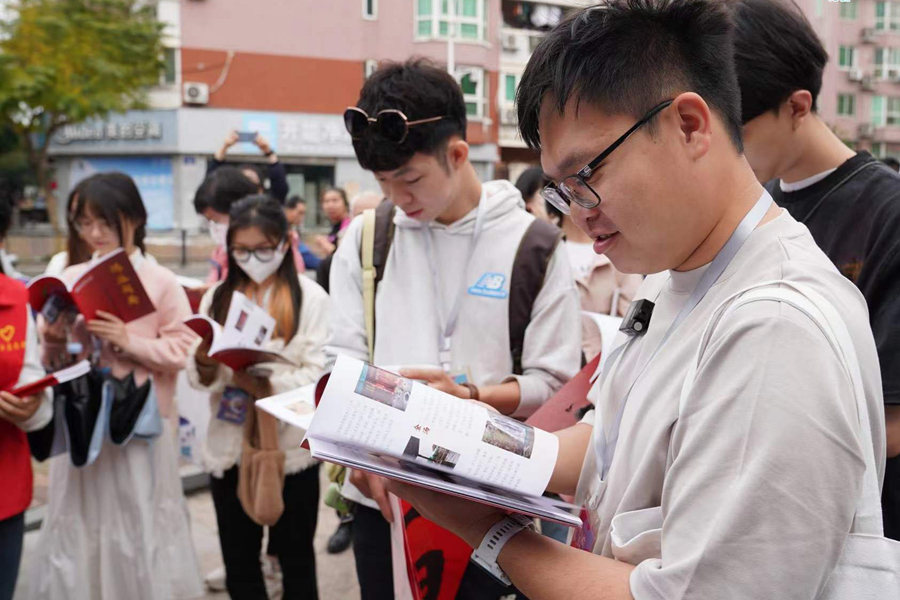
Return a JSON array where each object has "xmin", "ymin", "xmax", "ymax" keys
[
  {"xmin": 72, "ymin": 172, "xmax": 148, "ymax": 253},
  {"xmin": 209, "ymin": 195, "xmax": 303, "ymax": 342},
  {"xmin": 65, "ymin": 180, "xmax": 92, "ymax": 267}
]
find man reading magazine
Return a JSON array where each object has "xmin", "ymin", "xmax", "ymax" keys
[
  {"xmin": 373, "ymin": 2, "xmax": 894, "ymax": 599},
  {"xmin": 326, "ymin": 60, "xmax": 581, "ymax": 599}
]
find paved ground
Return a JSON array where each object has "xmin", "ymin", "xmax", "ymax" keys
[{"xmin": 15, "ymin": 468, "xmax": 362, "ymax": 600}]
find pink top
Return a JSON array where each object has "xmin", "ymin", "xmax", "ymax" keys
[
  {"xmin": 41, "ymin": 252, "xmax": 196, "ymax": 418},
  {"xmin": 205, "ymin": 232, "xmax": 306, "ymax": 285}
]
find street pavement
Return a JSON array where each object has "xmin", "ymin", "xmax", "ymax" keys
[{"xmin": 15, "ymin": 467, "xmax": 362, "ymax": 600}]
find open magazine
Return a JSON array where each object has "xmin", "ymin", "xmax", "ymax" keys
[
  {"xmin": 185, "ymin": 291, "xmax": 296, "ymax": 371},
  {"xmin": 260, "ymin": 355, "xmax": 581, "ymax": 527},
  {"xmin": 27, "ymin": 248, "xmax": 155, "ymax": 323}
]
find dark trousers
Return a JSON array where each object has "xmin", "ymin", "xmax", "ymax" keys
[
  {"xmin": 352, "ymin": 504, "xmax": 394, "ymax": 600},
  {"xmin": 210, "ymin": 465, "xmax": 320, "ymax": 600},
  {"xmin": 0, "ymin": 512, "xmax": 24, "ymax": 600}
]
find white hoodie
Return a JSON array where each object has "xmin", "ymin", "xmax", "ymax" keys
[{"xmin": 327, "ymin": 179, "xmax": 582, "ymax": 418}]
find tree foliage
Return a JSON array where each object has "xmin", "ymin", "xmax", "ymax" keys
[{"xmin": 0, "ymin": 0, "xmax": 164, "ymax": 225}]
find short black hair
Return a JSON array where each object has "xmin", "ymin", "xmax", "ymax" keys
[
  {"xmin": 731, "ymin": 0, "xmax": 828, "ymax": 124},
  {"xmin": 321, "ymin": 187, "xmax": 348, "ymax": 208},
  {"xmin": 517, "ymin": 0, "xmax": 744, "ymax": 152},
  {"xmin": 351, "ymin": 59, "xmax": 468, "ymax": 172},
  {"xmin": 197, "ymin": 166, "xmax": 260, "ymax": 215},
  {"xmin": 514, "ymin": 167, "xmax": 547, "ymax": 202},
  {"xmin": 882, "ymin": 157, "xmax": 900, "ymax": 171},
  {"xmin": 0, "ymin": 195, "xmax": 12, "ymax": 242},
  {"xmin": 285, "ymin": 195, "xmax": 306, "ymax": 209}
]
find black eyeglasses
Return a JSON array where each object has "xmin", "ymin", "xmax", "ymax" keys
[
  {"xmin": 343, "ymin": 107, "xmax": 447, "ymax": 144},
  {"xmin": 542, "ymin": 100, "xmax": 674, "ymax": 215},
  {"xmin": 230, "ymin": 242, "xmax": 284, "ymax": 264}
]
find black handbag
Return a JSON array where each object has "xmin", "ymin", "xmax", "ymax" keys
[
  {"xmin": 60, "ymin": 368, "xmax": 107, "ymax": 467},
  {"xmin": 106, "ymin": 372, "xmax": 157, "ymax": 445}
]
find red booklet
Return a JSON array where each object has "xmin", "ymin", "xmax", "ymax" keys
[
  {"xmin": 27, "ymin": 249, "xmax": 155, "ymax": 323},
  {"xmin": 10, "ymin": 360, "xmax": 91, "ymax": 397},
  {"xmin": 525, "ymin": 352, "xmax": 601, "ymax": 433},
  {"xmin": 185, "ymin": 315, "xmax": 296, "ymax": 371}
]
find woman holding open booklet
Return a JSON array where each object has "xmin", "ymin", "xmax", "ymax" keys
[
  {"xmin": 186, "ymin": 195, "xmax": 329, "ymax": 599},
  {"xmin": 25, "ymin": 173, "xmax": 203, "ymax": 600}
]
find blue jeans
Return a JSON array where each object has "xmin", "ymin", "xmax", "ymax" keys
[{"xmin": 0, "ymin": 511, "xmax": 25, "ymax": 600}]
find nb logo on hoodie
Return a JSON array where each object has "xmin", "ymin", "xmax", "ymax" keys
[{"xmin": 468, "ymin": 272, "xmax": 508, "ymax": 299}]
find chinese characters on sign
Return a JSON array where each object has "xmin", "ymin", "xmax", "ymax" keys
[{"xmin": 55, "ymin": 121, "xmax": 164, "ymax": 145}]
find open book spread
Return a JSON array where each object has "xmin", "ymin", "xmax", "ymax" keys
[
  {"xmin": 11, "ymin": 359, "xmax": 91, "ymax": 398},
  {"xmin": 185, "ymin": 291, "xmax": 295, "ymax": 371},
  {"xmin": 263, "ymin": 355, "xmax": 580, "ymax": 527},
  {"xmin": 27, "ymin": 248, "xmax": 155, "ymax": 323}
]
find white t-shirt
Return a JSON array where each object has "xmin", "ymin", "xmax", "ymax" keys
[
  {"xmin": 574, "ymin": 209, "xmax": 884, "ymax": 599},
  {"xmin": 565, "ymin": 240, "xmax": 597, "ymax": 280}
]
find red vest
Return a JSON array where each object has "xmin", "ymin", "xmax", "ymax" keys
[{"xmin": 0, "ymin": 275, "xmax": 33, "ymax": 521}]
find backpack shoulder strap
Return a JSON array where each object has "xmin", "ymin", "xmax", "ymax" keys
[
  {"xmin": 359, "ymin": 200, "xmax": 395, "ymax": 362},
  {"xmin": 508, "ymin": 219, "xmax": 562, "ymax": 375}
]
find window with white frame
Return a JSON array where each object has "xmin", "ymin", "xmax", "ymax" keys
[
  {"xmin": 839, "ymin": 1, "xmax": 857, "ymax": 19},
  {"xmin": 838, "ymin": 45, "xmax": 857, "ymax": 70},
  {"xmin": 837, "ymin": 93, "xmax": 856, "ymax": 116},
  {"xmin": 161, "ymin": 47, "xmax": 177, "ymax": 85},
  {"xmin": 363, "ymin": 0, "xmax": 377, "ymax": 19},
  {"xmin": 875, "ymin": 47, "xmax": 900, "ymax": 78},
  {"xmin": 456, "ymin": 66, "xmax": 488, "ymax": 118},
  {"xmin": 873, "ymin": 95, "xmax": 900, "ymax": 126},
  {"xmin": 416, "ymin": 0, "xmax": 489, "ymax": 42},
  {"xmin": 876, "ymin": 1, "xmax": 900, "ymax": 30},
  {"xmin": 364, "ymin": 59, "xmax": 378, "ymax": 79},
  {"xmin": 503, "ymin": 72, "xmax": 518, "ymax": 106}
]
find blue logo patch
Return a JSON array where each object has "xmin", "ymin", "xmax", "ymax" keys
[{"xmin": 468, "ymin": 273, "xmax": 508, "ymax": 299}]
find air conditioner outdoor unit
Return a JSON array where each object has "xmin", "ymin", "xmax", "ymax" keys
[
  {"xmin": 862, "ymin": 76, "xmax": 876, "ymax": 91},
  {"xmin": 183, "ymin": 82, "xmax": 209, "ymax": 105},
  {"xmin": 500, "ymin": 107, "xmax": 517, "ymax": 124},
  {"xmin": 502, "ymin": 34, "xmax": 519, "ymax": 50},
  {"xmin": 862, "ymin": 27, "xmax": 876, "ymax": 43},
  {"xmin": 858, "ymin": 122, "xmax": 874, "ymax": 138},
  {"xmin": 848, "ymin": 68, "xmax": 864, "ymax": 82}
]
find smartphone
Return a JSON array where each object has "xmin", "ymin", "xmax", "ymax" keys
[{"xmin": 236, "ymin": 131, "xmax": 257, "ymax": 143}]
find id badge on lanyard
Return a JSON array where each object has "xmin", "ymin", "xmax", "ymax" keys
[
  {"xmin": 425, "ymin": 189, "xmax": 488, "ymax": 374},
  {"xmin": 571, "ymin": 191, "xmax": 773, "ymax": 551}
]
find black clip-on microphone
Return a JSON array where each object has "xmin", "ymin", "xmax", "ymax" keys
[{"xmin": 619, "ymin": 298, "xmax": 654, "ymax": 337}]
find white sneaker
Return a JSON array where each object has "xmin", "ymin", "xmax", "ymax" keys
[{"xmin": 205, "ymin": 566, "xmax": 226, "ymax": 592}]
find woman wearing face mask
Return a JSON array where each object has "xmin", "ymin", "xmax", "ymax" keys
[
  {"xmin": 195, "ymin": 167, "xmax": 305, "ymax": 285},
  {"xmin": 187, "ymin": 195, "xmax": 329, "ymax": 599},
  {"xmin": 26, "ymin": 173, "xmax": 203, "ymax": 600}
]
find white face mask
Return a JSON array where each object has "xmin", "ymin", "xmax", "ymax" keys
[
  {"xmin": 237, "ymin": 242, "xmax": 289, "ymax": 285},
  {"xmin": 208, "ymin": 220, "xmax": 229, "ymax": 248}
]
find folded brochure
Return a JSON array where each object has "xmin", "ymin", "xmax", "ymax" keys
[
  {"xmin": 27, "ymin": 248, "xmax": 155, "ymax": 323},
  {"xmin": 259, "ymin": 355, "xmax": 580, "ymax": 527}
]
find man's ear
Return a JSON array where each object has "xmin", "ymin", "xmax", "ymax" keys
[
  {"xmin": 671, "ymin": 92, "xmax": 712, "ymax": 160},
  {"xmin": 446, "ymin": 138, "xmax": 470, "ymax": 170},
  {"xmin": 787, "ymin": 90, "xmax": 814, "ymax": 130}
]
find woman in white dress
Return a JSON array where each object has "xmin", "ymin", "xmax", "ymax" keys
[{"xmin": 26, "ymin": 173, "xmax": 203, "ymax": 599}]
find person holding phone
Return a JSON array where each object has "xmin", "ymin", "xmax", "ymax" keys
[
  {"xmin": 208, "ymin": 130, "xmax": 289, "ymax": 202},
  {"xmin": 26, "ymin": 173, "xmax": 203, "ymax": 600},
  {"xmin": 187, "ymin": 195, "xmax": 329, "ymax": 599},
  {"xmin": 0, "ymin": 196, "xmax": 52, "ymax": 600}
]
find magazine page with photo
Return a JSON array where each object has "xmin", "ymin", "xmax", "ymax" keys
[{"xmin": 281, "ymin": 355, "xmax": 578, "ymax": 525}]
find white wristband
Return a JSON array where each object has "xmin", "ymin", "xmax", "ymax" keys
[{"xmin": 470, "ymin": 514, "xmax": 534, "ymax": 585}]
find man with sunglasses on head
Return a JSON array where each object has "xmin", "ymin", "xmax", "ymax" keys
[
  {"xmin": 731, "ymin": 0, "xmax": 900, "ymax": 543},
  {"xmin": 326, "ymin": 59, "xmax": 581, "ymax": 599},
  {"xmin": 380, "ymin": 1, "xmax": 894, "ymax": 599}
]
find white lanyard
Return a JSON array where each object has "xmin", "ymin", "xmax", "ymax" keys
[
  {"xmin": 422, "ymin": 189, "xmax": 488, "ymax": 373},
  {"xmin": 593, "ymin": 191, "xmax": 773, "ymax": 480}
]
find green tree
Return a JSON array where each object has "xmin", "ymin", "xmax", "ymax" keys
[{"xmin": 0, "ymin": 0, "xmax": 164, "ymax": 228}]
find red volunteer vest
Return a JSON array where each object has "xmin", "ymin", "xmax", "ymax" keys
[{"xmin": 0, "ymin": 275, "xmax": 33, "ymax": 521}]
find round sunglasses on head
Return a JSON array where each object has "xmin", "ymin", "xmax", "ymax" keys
[{"xmin": 344, "ymin": 107, "xmax": 448, "ymax": 144}]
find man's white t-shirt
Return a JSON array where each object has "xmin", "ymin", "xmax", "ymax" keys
[{"xmin": 575, "ymin": 209, "xmax": 884, "ymax": 599}]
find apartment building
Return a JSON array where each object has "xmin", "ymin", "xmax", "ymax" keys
[{"xmin": 47, "ymin": 0, "xmax": 502, "ymax": 231}]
